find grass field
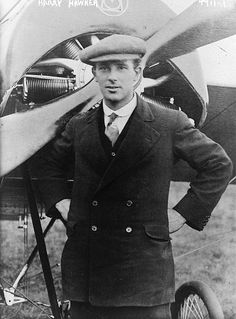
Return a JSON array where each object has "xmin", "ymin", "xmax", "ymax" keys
[
  {"xmin": 170, "ymin": 183, "xmax": 236, "ymax": 319},
  {"xmin": 0, "ymin": 182, "xmax": 235, "ymax": 318}
]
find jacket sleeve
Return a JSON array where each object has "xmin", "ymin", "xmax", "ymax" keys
[
  {"xmin": 173, "ymin": 111, "xmax": 233, "ymax": 231},
  {"xmin": 37, "ymin": 118, "xmax": 75, "ymax": 216}
]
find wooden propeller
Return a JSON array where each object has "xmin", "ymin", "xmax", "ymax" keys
[
  {"xmin": 145, "ymin": 0, "xmax": 236, "ymax": 66},
  {"xmin": 0, "ymin": 81, "xmax": 102, "ymax": 176}
]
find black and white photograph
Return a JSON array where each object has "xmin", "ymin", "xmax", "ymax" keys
[{"xmin": 0, "ymin": 0, "xmax": 236, "ymax": 318}]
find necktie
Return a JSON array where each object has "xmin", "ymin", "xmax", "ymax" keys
[{"xmin": 105, "ymin": 113, "xmax": 119, "ymax": 146}]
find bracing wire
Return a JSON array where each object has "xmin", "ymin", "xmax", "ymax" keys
[
  {"xmin": 175, "ymin": 230, "xmax": 235, "ymax": 261},
  {"xmin": 0, "ymin": 278, "xmax": 53, "ymax": 319},
  {"xmin": 202, "ymin": 99, "xmax": 236, "ymax": 129}
]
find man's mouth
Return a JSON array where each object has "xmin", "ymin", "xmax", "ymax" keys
[{"xmin": 106, "ymin": 86, "xmax": 120, "ymax": 90}]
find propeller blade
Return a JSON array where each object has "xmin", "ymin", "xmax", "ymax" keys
[
  {"xmin": 145, "ymin": 0, "xmax": 236, "ymax": 66},
  {"xmin": 0, "ymin": 80, "xmax": 102, "ymax": 177},
  {"xmin": 142, "ymin": 74, "xmax": 173, "ymax": 88}
]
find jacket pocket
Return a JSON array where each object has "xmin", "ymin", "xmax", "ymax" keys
[{"xmin": 144, "ymin": 224, "xmax": 171, "ymax": 241}]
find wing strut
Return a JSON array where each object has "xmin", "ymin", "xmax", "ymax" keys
[{"xmin": 22, "ymin": 163, "xmax": 62, "ymax": 319}]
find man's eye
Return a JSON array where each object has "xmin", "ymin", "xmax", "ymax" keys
[
  {"xmin": 118, "ymin": 65, "xmax": 126, "ymax": 70},
  {"xmin": 99, "ymin": 66, "xmax": 107, "ymax": 70}
]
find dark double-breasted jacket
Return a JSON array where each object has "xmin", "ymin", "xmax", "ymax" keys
[{"xmin": 38, "ymin": 95, "xmax": 232, "ymax": 307}]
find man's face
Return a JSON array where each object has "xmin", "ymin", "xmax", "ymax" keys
[{"xmin": 93, "ymin": 59, "xmax": 141, "ymax": 110}]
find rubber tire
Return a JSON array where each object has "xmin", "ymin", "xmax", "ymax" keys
[{"xmin": 171, "ymin": 280, "xmax": 224, "ymax": 319}]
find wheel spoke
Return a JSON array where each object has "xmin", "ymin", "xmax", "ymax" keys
[
  {"xmin": 179, "ymin": 294, "xmax": 210, "ymax": 319},
  {"xmin": 186, "ymin": 296, "xmax": 198, "ymax": 319},
  {"xmin": 189, "ymin": 295, "xmax": 203, "ymax": 319},
  {"xmin": 194, "ymin": 295, "xmax": 205, "ymax": 319}
]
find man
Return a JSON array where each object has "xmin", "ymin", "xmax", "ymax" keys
[{"xmin": 38, "ymin": 34, "xmax": 232, "ymax": 318}]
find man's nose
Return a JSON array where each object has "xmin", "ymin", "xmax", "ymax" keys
[{"xmin": 107, "ymin": 67, "xmax": 118, "ymax": 81}]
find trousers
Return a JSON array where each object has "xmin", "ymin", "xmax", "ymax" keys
[{"xmin": 69, "ymin": 301, "xmax": 171, "ymax": 319}]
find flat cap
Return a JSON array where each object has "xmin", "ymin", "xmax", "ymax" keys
[{"xmin": 79, "ymin": 34, "xmax": 146, "ymax": 65}]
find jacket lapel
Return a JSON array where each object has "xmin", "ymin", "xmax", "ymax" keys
[
  {"xmin": 95, "ymin": 96, "xmax": 161, "ymax": 193},
  {"xmin": 78, "ymin": 106, "xmax": 109, "ymax": 177}
]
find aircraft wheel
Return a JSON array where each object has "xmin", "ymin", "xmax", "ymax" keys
[{"xmin": 171, "ymin": 280, "xmax": 224, "ymax": 319}]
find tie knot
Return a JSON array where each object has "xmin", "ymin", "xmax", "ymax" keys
[{"xmin": 108, "ymin": 113, "xmax": 118, "ymax": 126}]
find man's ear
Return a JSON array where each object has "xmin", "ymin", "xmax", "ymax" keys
[
  {"xmin": 92, "ymin": 66, "xmax": 97, "ymax": 81},
  {"xmin": 134, "ymin": 66, "xmax": 142, "ymax": 81},
  {"xmin": 133, "ymin": 66, "xmax": 142, "ymax": 87}
]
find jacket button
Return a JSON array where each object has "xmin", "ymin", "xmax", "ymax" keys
[
  {"xmin": 91, "ymin": 225, "xmax": 98, "ymax": 232},
  {"xmin": 92, "ymin": 200, "xmax": 98, "ymax": 207},
  {"xmin": 111, "ymin": 152, "xmax": 116, "ymax": 157},
  {"xmin": 126, "ymin": 227, "xmax": 132, "ymax": 233},
  {"xmin": 126, "ymin": 200, "xmax": 133, "ymax": 207}
]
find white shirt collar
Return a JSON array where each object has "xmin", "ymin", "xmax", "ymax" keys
[{"xmin": 103, "ymin": 94, "xmax": 137, "ymax": 117}]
